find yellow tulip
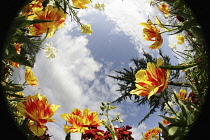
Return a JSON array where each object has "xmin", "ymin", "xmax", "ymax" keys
[
  {"xmin": 25, "ymin": 66, "xmax": 38, "ymax": 86},
  {"xmin": 140, "ymin": 19, "xmax": 163, "ymax": 49}
]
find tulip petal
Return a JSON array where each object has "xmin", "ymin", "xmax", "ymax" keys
[{"xmin": 29, "ymin": 123, "xmax": 47, "ymax": 136}]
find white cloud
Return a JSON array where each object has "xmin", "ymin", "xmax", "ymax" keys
[{"xmin": 131, "ymin": 123, "xmax": 147, "ymax": 139}]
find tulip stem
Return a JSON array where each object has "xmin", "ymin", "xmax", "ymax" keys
[
  {"xmin": 159, "ymin": 27, "xmax": 179, "ymax": 34},
  {"xmin": 31, "ymin": 28, "xmax": 49, "ymax": 44},
  {"xmin": 168, "ymin": 81, "xmax": 190, "ymax": 87}
]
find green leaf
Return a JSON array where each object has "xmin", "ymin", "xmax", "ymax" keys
[
  {"xmin": 3, "ymin": 85, "xmax": 24, "ymax": 92},
  {"xmin": 12, "ymin": 33, "xmax": 35, "ymax": 45},
  {"xmin": 4, "ymin": 53, "xmax": 33, "ymax": 67},
  {"xmin": 5, "ymin": 92, "xmax": 25, "ymax": 98},
  {"xmin": 168, "ymin": 126, "xmax": 179, "ymax": 136},
  {"xmin": 158, "ymin": 122, "xmax": 168, "ymax": 137},
  {"xmin": 169, "ymin": 19, "xmax": 199, "ymax": 35},
  {"xmin": 168, "ymin": 126, "xmax": 189, "ymax": 139},
  {"xmin": 13, "ymin": 18, "xmax": 54, "ymax": 28},
  {"xmin": 159, "ymin": 63, "xmax": 198, "ymax": 70}
]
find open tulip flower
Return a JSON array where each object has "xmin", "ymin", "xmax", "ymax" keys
[
  {"xmin": 60, "ymin": 108, "xmax": 103, "ymax": 133},
  {"xmin": 140, "ymin": 19, "xmax": 163, "ymax": 49},
  {"xmin": 17, "ymin": 93, "xmax": 60, "ymax": 136},
  {"xmin": 25, "ymin": 66, "xmax": 39, "ymax": 86},
  {"xmin": 158, "ymin": 3, "xmax": 170, "ymax": 17},
  {"xmin": 28, "ymin": 5, "xmax": 66, "ymax": 37},
  {"xmin": 130, "ymin": 57, "xmax": 171, "ymax": 99},
  {"xmin": 72, "ymin": 0, "xmax": 91, "ymax": 9},
  {"xmin": 176, "ymin": 89, "xmax": 189, "ymax": 101},
  {"xmin": 141, "ymin": 127, "xmax": 162, "ymax": 140}
]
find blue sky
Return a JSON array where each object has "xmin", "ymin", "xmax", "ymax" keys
[{"xmin": 11, "ymin": 0, "xmax": 190, "ymax": 139}]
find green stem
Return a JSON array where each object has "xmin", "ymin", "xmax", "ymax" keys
[
  {"xmin": 66, "ymin": 1, "xmax": 83, "ymax": 26},
  {"xmin": 159, "ymin": 59, "xmax": 206, "ymax": 70},
  {"xmin": 168, "ymin": 81, "xmax": 190, "ymax": 87},
  {"xmin": 106, "ymin": 105, "xmax": 117, "ymax": 140},
  {"xmin": 31, "ymin": 28, "xmax": 49, "ymax": 44},
  {"xmin": 159, "ymin": 27, "xmax": 179, "ymax": 34},
  {"xmin": 153, "ymin": 24, "xmax": 181, "ymax": 28}
]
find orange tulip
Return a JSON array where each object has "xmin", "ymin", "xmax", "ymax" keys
[
  {"xmin": 140, "ymin": 19, "xmax": 163, "ymax": 49},
  {"xmin": 17, "ymin": 93, "xmax": 60, "ymax": 136},
  {"xmin": 141, "ymin": 127, "xmax": 161, "ymax": 140},
  {"xmin": 130, "ymin": 58, "xmax": 171, "ymax": 99},
  {"xmin": 60, "ymin": 108, "xmax": 103, "ymax": 133},
  {"xmin": 28, "ymin": 5, "xmax": 66, "ymax": 37}
]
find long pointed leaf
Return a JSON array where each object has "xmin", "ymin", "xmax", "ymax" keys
[{"xmin": 13, "ymin": 18, "xmax": 54, "ymax": 28}]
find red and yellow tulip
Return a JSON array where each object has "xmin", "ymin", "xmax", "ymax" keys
[
  {"xmin": 60, "ymin": 108, "xmax": 103, "ymax": 133},
  {"xmin": 158, "ymin": 3, "xmax": 170, "ymax": 17},
  {"xmin": 21, "ymin": 0, "xmax": 43, "ymax": 18},
  {"xmin": 140, "ymin": 19, "xmax": 163, "ymax": 49},
  {"xmin": 176, "ymin": 89, "xmax": 189, "ymax": 101},
  {"xmin": 130, "ymin": 57, "xmax": 171, "ymax": 99},
  {"xmin": 17, "ymin": 93, "xmax": 60, "ymax": 136},
  {"xmin": 28, "ymin": 5, "xmax": 66, "ymax": 37},
  {"xmin": 141, "ymin": 127, "xmax": 161, "ymax": 140}
]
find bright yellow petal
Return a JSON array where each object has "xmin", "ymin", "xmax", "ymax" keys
[
  {"xmin": 60, "ymin": 113, "xmax": 69, "ymax": 121},
  {"xmin": 29, "ymin": 124, "xmax": 47, "ymax": 136},
  {"xmin": 156, "ymin": 57, "xmax": 164, "ymax": 66},
  {"xmin": 147, "ymin": 84, "xmax": 162, "ymax": 99},
  {"xmin": 147, "ymin": 62, "xmax": 158, "ymax": 81},
  {"xmin": 135, "ymin": 70, "xmax": 147, "ymax": 82},
  {"xmin": 155, "ymin": 17, "xmax": 169, "ymax": 31}
]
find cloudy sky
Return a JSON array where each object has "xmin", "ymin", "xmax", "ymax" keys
[{"xmin": 12, "ymin": 0, "xmax": 189, "ymax": 139}]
